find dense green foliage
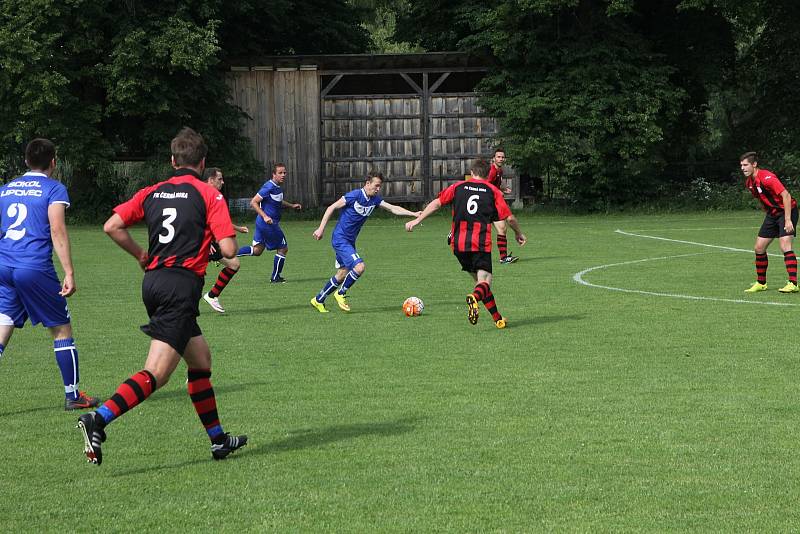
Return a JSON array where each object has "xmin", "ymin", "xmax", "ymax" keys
[
  {"xmin": 396, "ymin": 0, "xmax": 799, "ymax": 209},
  {"xmin": 6, "ymin": 213, "xmax": 800, "ymax": 530},
  {"xmin": 0, "ymin": 0, "xmax": 368, "ymax": 215}
]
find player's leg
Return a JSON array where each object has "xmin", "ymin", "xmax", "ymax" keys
[
  {"xmin": 237, "ymin": 241, "xmax": 265, "ymax": 257},
  {"xmin": 0, "ymin": 325, "xmax": 12, "ymax": 362},
  {"xmin": 203, "ymin": 257, "xmax": 241, "ymax": 313},
  {"xmin": 777, "ymin": 209, "xmax": 799, "ymax": 292},
  {"xmin": 312, "ymin": 266, "xmax": 348, "ymax": 312},
  {"xmin": 269, "ymin": 227, "xmax": 288, "ymax": 283},
  {"xmin": 494, "ymin": 220, "xmax": 517, "ymax": 264},
  {"xmin": 183, "ymin": 335, "xmax": 247, "ymax": 460},
  {"xmin": 0, "ymin": 268, "xmax": 19, "ymax": 361},
  {"xmin": 746, "ymin": 217, "xmax": 775, "ymax": 292},
  {"xmin": 49, "ymin": 323, "xmax": 100, "ymax": 410},
  {"xmin": 334, "ymin": 252, "xmax": 364, "ymax": 312}
]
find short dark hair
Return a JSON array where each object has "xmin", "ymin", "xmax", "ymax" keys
[
  {"xmin": 367, "ymin": 171, "xmax": 384, "ymax": 182},
  {"xmin": 272, "ymin": 163, "xmax": 286, "ymax": 174},
  {"xmin": 740, "ymin": 151, "xmax": 758, "ymax": 164},
  {"xmin": 493, "ymin": 147, "xmax": 505, "ymax": 155},
  {"xmin": 25, "ymin": 138, "xmax": 56, "ymax": 171},
  {"xmin": 470, "ymin": 159, "xmax": 491, "ymax": 179},
  {"xmin": 171, "ymin": 127, "xmax": 207, "ymax": 167},
  {"xmin": 203, "ymin": 167, "xmax": 221, "ymax": 181}
]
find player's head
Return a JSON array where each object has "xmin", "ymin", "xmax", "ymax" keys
[
  {"xmin": 272, "ymin": 163, "xmax": 287, "ymax": 184},
  {"xmin": 25, "ymin": 138, "xmax": 56, "ymax": 172},
  {"xmin": 203, "ymin": 167, "xmax": 224, "ymax": 190},
  {"xmin": 492, "ymin": 148, "xmax": 506, "ymax": 167},
  {"xmin": 470, "ymin": 159, "xmax": 491, "ymax": 180},
  {"xmin": 740, "ymin": 151, "xmax": 758, "ymax": 178},
  {"xmin": 364, "ymin": 171, "xmax": 383, "ymax": 197},
  {"xmin": 171, "ymin": 127, "xmax": 207, "ymax": 170}
]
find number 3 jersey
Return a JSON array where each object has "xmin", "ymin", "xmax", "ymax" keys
[
  {"xmin": 113, "ymin": 168, "xmax": 235, "ymax": 277},
  {"xmin": 438, "ymin": 178, "xmax": 511, "ymax": 253},
  {"xmin": 0, "ymin": 171, "xmax": 70, "ymax": 271}
]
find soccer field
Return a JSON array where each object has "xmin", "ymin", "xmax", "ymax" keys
[{"xmin": 4, "ymin": 210, "xmax": 800, "ymax": 531}]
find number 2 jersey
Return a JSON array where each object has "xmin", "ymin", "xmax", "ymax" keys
[
  {"xmin": 0, "ymin": 171, "xmax": 70, "ymax": 271},
  {"xmin": 438, "ymin": 178, "xmax": 511, "ymax": 253},
  {"xmin": 113, "ymin": 168, "xmax": 235, "ymax": 277}
]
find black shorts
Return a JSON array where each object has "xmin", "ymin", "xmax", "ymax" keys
[
  {"xmin": 140, "ymin": 268, "xmax": 203, "ymax": 354},
  {"xmin": 758, "ymin": 208, "xmax": 799, "ymax": 238},
  {"xmin": 454, "ymin": 251, "xmax": 493, "ymax": 274}
]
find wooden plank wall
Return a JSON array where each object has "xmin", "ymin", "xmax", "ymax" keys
[
  {"xmin": 226, "ymin": 70, "xmax": 320, "ymax": 207},
  {"xmin": 322, "ymin": 96, "xmax": 423, "ymax": 201}
]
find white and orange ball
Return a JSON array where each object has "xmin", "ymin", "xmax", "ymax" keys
[{"xmin": 403, "ymin": 297, "xmax": 424, "ymax": 317}]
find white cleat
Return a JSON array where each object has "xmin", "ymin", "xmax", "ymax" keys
[{"xmin": 203, "ymin": 293, "xmax": 225, "ymax": 313}]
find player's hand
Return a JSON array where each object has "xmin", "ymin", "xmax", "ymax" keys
[
  {"xmin": 312, "ymin": 228, "xmax": 324, "ymax": 240},
  {"xmin": 293, "ymin": 203, "xmax": 302, "ymax": 210},
  {"xmin": 405, "ymin": 220, "xmax": 418, "ymax": 232},
  {"xmin": 137, "ymin": 250, "xmax": 149, "ymax": 270},
  {"xmin": 60, "ymin": 273, "xmax": 76, "ymax": 297},
  {"xmin": 786, "ymin": 221, "xmax": 795, "ymax": 234},
  {"xmin": 262, "ymin": 214, "xmax": 273, "ymax": 224},
  {"xmin": 516, "ymin": 233, "xmax": 527, "ymax": 246},
  {"xmin": 237, "ymin": 225, "xmax": 249, "ymax": 233},
  {"xmin": 503, "ymin": 187, "xmax": 512, "ymax": 195}
]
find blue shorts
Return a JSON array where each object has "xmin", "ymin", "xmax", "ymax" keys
[
  {"xmin": 0, "ymin": 264, "xmax": 70, "ymax": 328},
  {"xmin": 332, "ymin": 239, "xmax": 363, "ymax": 270},
  {"xmin": 253, "ymin": 222, "xmax": 287, "ymax": 251}
]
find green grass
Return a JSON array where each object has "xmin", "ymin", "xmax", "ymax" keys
[{"xmin": 3, "ymin": 210, "xmax": 800, "ymax": 532}]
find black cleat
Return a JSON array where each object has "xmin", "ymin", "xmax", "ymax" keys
[
  {"xmin": 65, "ymin": 390, "xmax": 101, "ymax": 411},
  {"xmin": 270, "ymin": 276, "xmax": 286, "ymax": 284},
  {"xmin": 211, "ymin": 433, "xmax": 248, "ymax": 460},
  {"xmin": 499, "ymin": 254, "xmax": 519, "ymax": 264},
  {"xmin": 77, "ymin": 412, "xmax": 106, "ymax": 466}
]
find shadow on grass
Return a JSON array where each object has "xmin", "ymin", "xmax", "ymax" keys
[
  {"xmin": 252, "ymin": 415, "xmax": 422, "ymax": 455},
  {"xmin": 0, "ymin": 404, "xmax": 55, "ymax": 418},
  {"xmin": 507, "ymin": 314, "xmax": 586, "ymax": 328},
  {"xmin": 111, "ymin": 416, "xmax": 423, "ymax": 477}
]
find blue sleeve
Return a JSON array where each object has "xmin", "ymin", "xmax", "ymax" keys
[
  {"xmin": 49, "ymin": 181, "xmax": 70, "ymax": 207},
  {"xmin": 257, "ymin": 181, "xmax": 272, "ymax": 199}
]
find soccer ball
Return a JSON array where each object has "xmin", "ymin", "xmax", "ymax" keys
[{"xmin": 403, "ymin": 296, "xmax": 424, "ymax": 317}]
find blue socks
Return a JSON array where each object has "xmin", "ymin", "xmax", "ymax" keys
[
  {"xmin": 339, "ymin": 269, "xmax": 360, "ymax": 294},
  {"xmin": 0, "ymin": 343, "xmax": 4, "ymax": 360},
  {"xmin": 316, "ymin": 276, "xmax": 340, "ymax": 303},
  {"xmin": 237, "ymin": 245, "xmax": 253, "ymax": 256},
  {"xmin": 271, "ymin": 253, "xmax": 285, "ymax": 281},
  {"xmin": 54, "ymin": 337, "xmax": 79, "ymax": 400}
]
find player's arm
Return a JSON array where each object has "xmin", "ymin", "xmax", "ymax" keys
[
  {"xmin": 380, "ymin": 201, "xmax": 421, "ymax": 218},
  {"xmin": 250, "ymin": 194, "xmax": 272, "ymax": 224},
  {"xmin": 235, "ymin": 224, "xmax": 249, "ymax": 233},
  {"xmin": 313, "ymin": 197, "xmax": 346, "ymax": 240},
  {"xmin": 103, "ymin": 213, "xmax": 149, "ymax": 270},
  {"xmin": 505, "ymin": 214, "xmax": 527, "ymax": 246},
  {"xmin": 48, "ymin": 203, "xmax": 76, "ymax": 297},
  {"xmin": 781, "ymin": 189, "xmax": 795, "ymax": 233},
  {"xmin": 282, "ymin": 199, "xmax": 302, "ymax": 211},
  {"xmin": 405, "ymin": 198, "xmax": 442, "ymax": 232}
]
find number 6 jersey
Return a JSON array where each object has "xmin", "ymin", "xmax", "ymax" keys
[
  {"xmin": 113, "ymin": 168, "xmax": 235, "ymax": 277},
  {"xmin": 0, "ymin": 171, "xmax": 70, "ymax": 271},
  {"xmin": 438, "ymin": 178, "xmax": 512, "ymax": 253}
]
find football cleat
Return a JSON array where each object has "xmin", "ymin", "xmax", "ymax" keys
[
  {"xmin": 499, "ymin": 255, "xmax": 519, "ymax": 264},
  {"xmin": 203, "ymin": 293, "xmax": 225, "ymax": 313},
  {"xmin": 211, "ymin": 433, "xmax": 248, "ymax": 460},
  {"xmin": 310, "ymin": 297, "xmax": 329, "ymax": 313},
  {"xmin": 270, "ymin": 276, "xmax": 286, "ymax": 284},
  {"xmin": 77, "ymin": 412, "xmax": 106, "ymax": 466},
  {"xmin": 65, "ymin": 391, "xmax": 100, "ymax": 411},
  {"xmin": 778, "ymin": 281, "xmax": 799, "ymax": 293},
  {"xmin": 334, "ymin": 292, "xmax": 351, "ymax": 312},
  {"xmin": 744, "ymin": 282, "xmax": 768, "ymax": 293},
  {"xmin": 495, "ymin": 318, "xmax": 507, "ymax": 329},
  {"xmin": 466, "ymin": 294, "xmax": 479, "ymax": 325}
]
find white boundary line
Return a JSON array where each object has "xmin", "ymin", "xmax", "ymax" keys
[
  {"xmin": 614, "ymin": 229, "xmax": 785, "ymax": 257},
  {"xmin": 573, "ymin": 231, "xmax": 800, "ymax": 307}
]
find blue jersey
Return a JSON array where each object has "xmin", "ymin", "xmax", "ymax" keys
[
  {"xmin": 0, "ymin": 172, "xmax": 70, "ymax": 271},
  {"xmin": 256, "ymin": 180, "xmax": 284, "ymax": 224},
  {"xmin": 331, "ymin": 188, "xmax": 383, "ymax": 244}
]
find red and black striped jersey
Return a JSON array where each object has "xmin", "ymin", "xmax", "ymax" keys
[
  {"xmin": 438, "ymin": 178, "xmax": 512, "ymax": 253},
  {"xmin": 113, "ymin": 168, "xmax": 235, "ymax": 277},
  {"xmin": 745, "ymin": 168, "xmax": 797, "ymax": 216},
  {"xmin": 487, "ymin": 163, "xmax": 503, "ymax": 189}
]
